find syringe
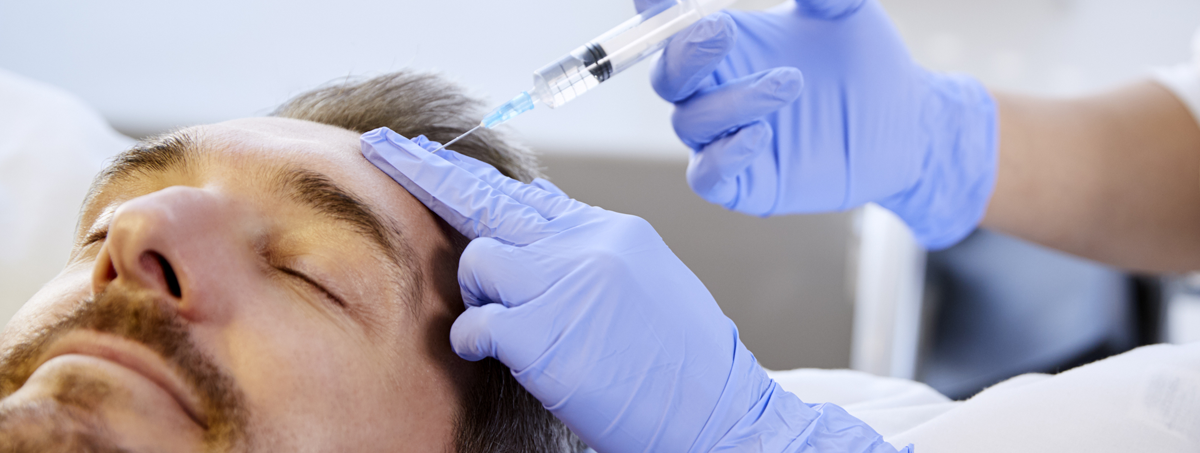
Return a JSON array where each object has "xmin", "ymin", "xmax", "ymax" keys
[{"xmin": 434, "ymin": 0, "xmax": 738, "ymax": 152}]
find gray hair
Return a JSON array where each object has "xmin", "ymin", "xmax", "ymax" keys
[{"xmin": 273, "ymin": 71, "xmax": 583, "ymax": 453}]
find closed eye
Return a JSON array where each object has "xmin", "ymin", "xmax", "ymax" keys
[
  {"xmin": 84, "ymin": 228, "xmax": 109, "ymax": 246},
  {"xmin": 278, "ymin": 267, "xmax": 346, "ymax": 308}
]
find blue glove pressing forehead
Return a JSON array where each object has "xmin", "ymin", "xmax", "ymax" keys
[
  {"xmin": 361, "ymin": 127, "xmax": 911, "ymax": 453},
  {"xmin": 644, "ymin": 0, "xmax": 997, "ymax": 249}
]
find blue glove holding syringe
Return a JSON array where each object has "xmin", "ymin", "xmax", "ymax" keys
[
  {"xmin": 434, "ymin": 0, "xmax": 740, "ymax": 151},
  {"xmin": 450, "ymin": 0, "xmax": 997, "ymax": 251},
  {"xmin": 452, "ymin": 0, "xmax": 998, "ymax": 252}
]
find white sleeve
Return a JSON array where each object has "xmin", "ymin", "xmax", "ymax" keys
[
  {"xmin": 1152, "ymin": 28, "xmax": 1200, "ymax": 127},
  {"xmin": 885, "ymin": 343, "xmax": 1200, "ymax": 453}
]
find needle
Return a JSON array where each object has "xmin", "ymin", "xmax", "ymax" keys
[{"xmin": 432, "ymin": 124, "xmax": 483, "ymax": 153}]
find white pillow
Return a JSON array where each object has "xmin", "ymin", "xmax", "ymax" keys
[{"xmin": 0, "ymin": 68, "xmax": 133, "ymax": 329}]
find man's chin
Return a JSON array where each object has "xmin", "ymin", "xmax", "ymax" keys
[
  {"xmin": 0, "ymin": 393, "xmax": 120, "ymax": 453},
  {"xmin": 0, "ymin": 356, "xmax": 205, "ymax": 453}
]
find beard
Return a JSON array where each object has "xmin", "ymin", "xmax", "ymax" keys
[{"xmin": 0, "ymin": 288, "xmax": 248, "ymax": 452}]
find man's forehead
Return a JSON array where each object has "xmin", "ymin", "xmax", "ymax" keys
[
  {"xmin": 194, "ymin": 118, "xmax": 418, "ymax": 213},
  {"xmin": 198, "ymin": 117, "xmax": 362, "ymax": 164}
]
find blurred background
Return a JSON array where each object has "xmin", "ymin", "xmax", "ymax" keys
[{"xmin": 2, "ymin": 0, "xmax": 1199, "ymax": 399}]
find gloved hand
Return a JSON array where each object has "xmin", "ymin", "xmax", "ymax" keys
[
  {"xmin": 361, "ymin": 127, "xmax": 911, "ymax": 453},
  {"xmin": 641, "ymin": 0, "xmax": 997, "ymax": 249}
]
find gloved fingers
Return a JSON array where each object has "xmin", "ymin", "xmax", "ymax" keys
[
  {"xmin": 528, "ymin": 178, "xmax": 578, "ymax": 220},
  {"xmin": 450, "ymin": 302, "xmax": 549, "ymax": 370},
  {"xmin": 457, "ymin": 237, "xmax": 550, "ymax": 308},
  {"xmin": 449, "ymin": 303, "xmax": 508, "ymax": 362},
  {"xmin": 360, "ymin": 127, "xmax": 553, "ymax": 242},
  {"xmin": 530, "ymin": 178, "xmax": 566, "ymax": 197},
  {"xmin": 433, "ymin": 146, "xmax": 535, "ymax": 199},
  {"xmin": 794, "ymin": 0, "xmax": 868, "ymax": 19},
  {"xmin": 409, "ymin": 134, "xmax": 443, "ymax": 152},
  {"xmin": 686, "ymin": 121, "xmax": 773, "ymax": 209},
  {"xmin": 634, "ymin": 0, "xmax": 672, "ymax": 14},
  {"xmin": 433, "ymin": 147, "xmax": 578, "ymax": 220},
  {"xmin": 672, "ymin": 67, "xmax": 803, "ymax": 148},
  {"xmin": 651, "ymin": 13, "xmax": 736, "ymax": 103}
]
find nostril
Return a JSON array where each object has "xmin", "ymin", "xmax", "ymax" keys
[
  {"xmin": 157, "ymin": 254, "xmax": 183, "ymax": 298},
  {"xmin": 140, "ymin": 251, "xmax": 183, "ymax": 298},
  {"xmin": 105, "ymin": 257, "xmax": 118, "ymax": 282}
]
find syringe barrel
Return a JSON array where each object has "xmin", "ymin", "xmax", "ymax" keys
[{"xmin": 529, "ymin": 0, "xmax": 736, "ymax": 109}]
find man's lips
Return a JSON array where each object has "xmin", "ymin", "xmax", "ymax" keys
[{"xmin": 33, "ymin": 330, "xmax": 208, "ymax": 429}]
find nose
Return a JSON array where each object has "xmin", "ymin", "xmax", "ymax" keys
[{"xmin": 92, "ymin": 186, "xmax": 242, "ymax": 322}]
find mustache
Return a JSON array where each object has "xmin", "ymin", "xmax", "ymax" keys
[{"xmin": 0, "ymin": 288, "xmax": 247, "ymax": 447}]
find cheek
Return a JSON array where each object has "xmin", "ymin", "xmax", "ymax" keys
[
  {"xmin": 222, "ymin": 291, "xmax": 384, "ymax": 395},
  {"xmin": 0, "ymin": 263, "xmax": 93, "ymax": 351},
  {"xmin": 212, "ymin": 288, "xmax": 433, "ymax": 446}
]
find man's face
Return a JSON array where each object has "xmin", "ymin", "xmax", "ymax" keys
[{"xmin": 0, "ymin": 118, "xmax": 471, "ymax": 451}]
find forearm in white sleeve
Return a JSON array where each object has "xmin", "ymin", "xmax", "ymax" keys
[{"xmin": 1152, "ymin": 29, "xmax": 1200, "ymax": 128}]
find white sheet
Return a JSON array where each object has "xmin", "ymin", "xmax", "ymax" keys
[{"xmin": 772, "ymin": 342, "xmax": 1200, "ymax": 452}]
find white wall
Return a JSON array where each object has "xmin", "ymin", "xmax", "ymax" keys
[
  {"xmin": 888, "ymin": 0, "xmax": 1200, "ymax": 95},
  {"xmin": 2, "ymin": 1, "xmax": 1197, "ymax": 156},
  {"xmin": 0, "ymin": 0, "xmax": 692, "ymax": 157}
]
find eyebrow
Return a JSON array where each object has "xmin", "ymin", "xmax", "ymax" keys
[
  {"xmin": 92, "ymin": 130, "xmax": 406, "ymax": 269},
  {"xmin": 96, "ymin": 130, "xmax": 197, "ymax": 184},
  {"xmin": 270, "ymin": 167, "xmax": 403, "ymax": 266}
]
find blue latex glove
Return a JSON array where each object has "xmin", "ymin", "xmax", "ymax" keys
[
  {"xmin": 641, "ymin": 0, "xmax": 997, "ymax": 249},
  {"xmin": 361, "ymin": 127, "xmax": 911, "ymax": 453}
]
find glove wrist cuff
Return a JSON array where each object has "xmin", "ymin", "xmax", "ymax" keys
[
  {"xmin": 881, "ymin": 73, "xmax": 999, "ymax": 250},
  {"xmin": 706, "ymin": 382, "xmax": 911, "ymax": 453},
  {"xmin": 690, "ymin": 339, "xmax": 908, "ymax": 453}
]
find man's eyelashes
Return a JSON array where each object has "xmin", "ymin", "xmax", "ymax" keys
[
  {"xmin": 83, "ymin": 228, "xmax": 108, "ymax": 247},
  {"xmin": 276, "ymin": 267, "xmax": 347, "ymax": 309}
]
